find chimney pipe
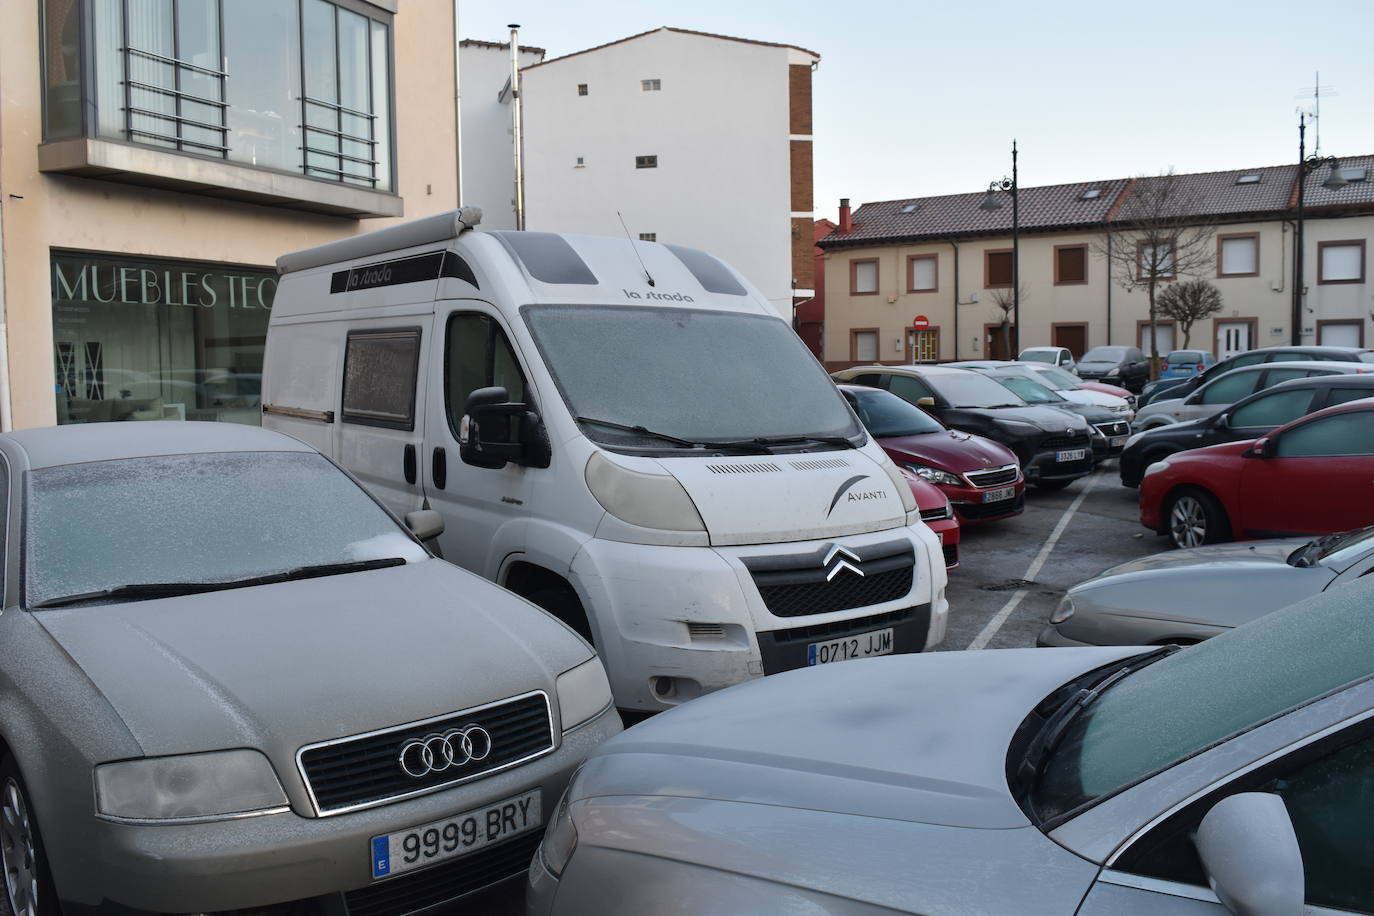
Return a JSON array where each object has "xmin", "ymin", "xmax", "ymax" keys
[{"xmin": 838, "ymin": 198, "xmax": 852, "ymax": 234}]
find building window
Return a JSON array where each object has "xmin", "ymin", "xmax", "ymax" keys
[
  {"xmin": 638, "ymin": 233, "xmax": 656, "ymax": 242},
  {"xmin": 984, "ymin": 249, "xmax": 1013, "ymax": 288},
  {"xmin": 577, "ymin": 83, "xmax": 588, "ymax": 95},
  {"xmin": 635, "ymin": 155, "xmax": 658, "ymax": 169},
  {"xmin": 851, "ymin": 329, "xmax": 879, "ymax": 363},
  {"xmin": 46, "ymin": 0, "xmax": 394, "ymax": 191},
  {"xmin": 1137, "ymin": 240, "xmax": 1176, "ymax": 280},
  {"xmin": 1217, "ymin": 234, "xmax": 1259, "ymax": 277},
  {"xmin": 574, "ymin": 156, "xmax": 584, "ymax": 167},
  {"xmin": 641, "ymin": 79, "xmax": 661, "ymax": 91},
  {"xmin": 850, "ymin": 259, "xmax": 879, "ymax": 295},
  {"xmin": 907, "ymin": 255, "xmax": 937, "ymax": 293},
  {"xmin": 51, "ymin": 250, "xmax": 273, "ymax": 426},
  {"xmin": 1318, "ymin": 241, "xmax": 1365, "ymax": 284},
  {"xmin": 1054, "ymin": 245, "xmax": 1088, "ymax": 285}
]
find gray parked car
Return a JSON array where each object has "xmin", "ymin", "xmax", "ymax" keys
[
  {"xmin": 1133, "ymin": 360, "xmax": 1372, "ymax": 429},
  {"xmin": 0, "ymin": 422, "xmax": 619, "ymax": 914},
  {"xmin": 529, "ymin": 578, "xmax": 1374, "ymax": 915},
  {"xmin": 1038, "ymin": 526, "xmax": 1374, "ymax": 646}
]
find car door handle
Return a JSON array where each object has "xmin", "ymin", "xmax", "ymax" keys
[
  {"xmin": 432, "ymin": 447, "xmax": 447, "ymax": 490},
  {"xmin": 403, "ymin": 443, "xmax": 417, "ymax": 485}
]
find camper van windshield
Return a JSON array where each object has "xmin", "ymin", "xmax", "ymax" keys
[{"xmin": 523, "ymin": 305, "xmax": 862, "ymax": 451}]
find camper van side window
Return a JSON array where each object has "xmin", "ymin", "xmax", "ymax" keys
[
  {"xmin": 341, "ymin": 328, "xmax": 422, "ymax": 430},
  {"xmin": 444, "ymin": 314, "xmax": 528, "ymax": 436}
]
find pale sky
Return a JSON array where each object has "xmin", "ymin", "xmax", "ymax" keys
[{"xmin": 460, "ymin": 0, "xmax": 1374, "ymax": 218}]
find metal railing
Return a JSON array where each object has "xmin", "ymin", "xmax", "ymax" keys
[
  {"xmin": 121, "ymin": 45, "xmax": 229, "ymax": 155},
  {"xmin": 300, "ymin": 95, "xmax": 378, "ymax": 186}
]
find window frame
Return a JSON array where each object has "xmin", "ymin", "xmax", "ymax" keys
[
  {"xmin": 1273, "ymin": 408, "xmax": 1374, "ymax": 459},
  {"xmin": 984, "ymin": 248, "xmax": 1013, "ymax": 289},
  {"xmin": 1316, "ymin": 319, "xmax": 1365, "ymax": 348},
  {"xmin": 1318, "ymin": 240, "xmax": 1366, "ymax": 285},
  {"xmin": 849, "ymin": 328, "xmax": 880, "ymax": 363},
  {"xmin": 640, "ymin": 78, "xmax": 661, "ymax": 91},
  {"xmin": 1053, "ymin": 244, "xmax": 1089, "ymax": 286},
  {"xmin": 1216, "ymin": 232, "xmax": 1260, "ymax": 279},
  {"xmin": 634, "ymin": 155, "xmax": 658, "ymax": 169},
  {"xmin": 850, "ymin": 259, "xmax": 880, "ymax": 296},
  {"xmin": 907, "ymin": 254, "xmax": 938, "ymax": 293},
  {"xmin": 577, "ymin": 83, "xmax": 588, "ymax": 96},
  {"xmin": 340, "ymin": 326, "xmax": 423, "ymax": 430},
  {"xmin": 1136, "ymin": 239, "xmax": 1177, "ymax": 281}
]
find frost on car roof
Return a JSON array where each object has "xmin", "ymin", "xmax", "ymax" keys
[{"xmin": 491, "ymin": 231, "xmax": 598, "ymax": 285}]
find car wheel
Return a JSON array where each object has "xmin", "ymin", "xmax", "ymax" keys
[
  {"xmin": 525, "ymin": 586, "xmax": 596, "ymax": 646},
  {"xmin": 1034, "ymin": 479, "xmax": 1074, "ymax": 491},
  {"xmin": 1166, "ymin": 488, "xmax": 1230, "ymax": 549},
  {"xmin": 0, "ymin": 757, "xmax": 57, "ymax": 916}
]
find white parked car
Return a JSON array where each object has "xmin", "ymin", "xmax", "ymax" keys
[{"xmin": 1016, "ymin": 346, "xmax": 1077, "ymax": 374}]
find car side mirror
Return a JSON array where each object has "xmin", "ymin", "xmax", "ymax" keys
[
  {"xmin": 1192, "ymin": 793, "xmax": 1304, "ymax": 916},
  {"xmin": 459, "ymin": 386, "xmax": 552, "ymax": 470},
  {"xmin": 1244, "ymin": 437, "xmax": 1270, "ymax": 458},
  {"xmin": 1212, "ymin": 412, "xmax": 1229, "ymax": 429},
  {"xmin": 404, "ymin": 509, "xmax": 445, "ymax": 541},
  {"xmin": 916, "ymin": 397, "xmax": 936, "ymax": 407}
]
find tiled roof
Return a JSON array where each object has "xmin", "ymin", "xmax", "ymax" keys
[
  {"xmin": 821, "ymin": 157, "xmax": 1374, "ymax": 249},
  {"xmin": 522, "ymin": 26, "xmax": 818, "ymax": 71}
]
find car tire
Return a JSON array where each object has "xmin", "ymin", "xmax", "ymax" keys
[
  {"xmin": 0, "ymin": 755, "xmax": 58, "ymax": 916},
  {"xmin": 1034, "ymin": 479, "xmax": 1075, "ymax": 491},
  {"xmin": 1165, "ymin": 488, "xmax": 1230, "ymax": 550}
]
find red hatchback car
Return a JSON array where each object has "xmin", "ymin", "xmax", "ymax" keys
[
  {"xmin": 838, "ymin": 383, "xmax": 1024, "ymax": 525},
  {"xmin": 1141, "ymin": 397, "xmax": 1374, "ymax": 549},
  {"xmin": 899, "ymin": 467, "xmax": 961, "ymax": 569}
]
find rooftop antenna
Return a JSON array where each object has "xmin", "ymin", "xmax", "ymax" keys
[
  {"xmin": 616, "ymin": 211, "xmax": 656, "ymax": 287},
  {"xmin": 1295, "ymin": 72, "xmax": 1337, "ymax": 157}
]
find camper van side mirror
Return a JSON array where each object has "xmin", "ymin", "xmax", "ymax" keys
[{"xmin": 459, "ymin": 386, "xmax": 551, "ymax": 470}]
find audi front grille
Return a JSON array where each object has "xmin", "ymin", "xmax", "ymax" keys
[
  {"xmin": 742, "ymin": 539, "xmax": 915, "ymax": 618},
  {"xmin": 963, "ymin": 464, "xmax": 1019, "ymax": 488},
  {"xmin": 296, "ymin": 692, "xmax": 554, "ymax": 816}
]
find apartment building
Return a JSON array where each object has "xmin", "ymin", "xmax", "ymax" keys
[
  {"xmin": 456, "ymin": 38, "xmax": 545, "ymax": 230},
  {"xmin": 519, "ymin": 27, "xmax": 820, "ymax": 316},
  {"xmin": 1, "ymin": 0, "xmax": 462, "ymax": 431},
  {"xmin": 818, "ymin": 159, "xmax": 1374, "ymax": 369}
]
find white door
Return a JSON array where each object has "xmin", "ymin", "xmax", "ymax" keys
[
  {"xmin": 1138, "ymin": 323, "xmax": 1174, "ymax": 356},
  {"xmin": 1319, "ymin": 323, "xmax": 1362, "ymax": 348},
  {"xmin": 1215, "ymin": 322, "xmax": 1251, "ymax": 360}
]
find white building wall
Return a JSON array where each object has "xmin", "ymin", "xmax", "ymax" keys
[
  {"xmin": 521, "ymin": 29, "xmax": 798, "ymax": 316},
  {"xmin": 458, "ymin": 42, "xmax": 544, "ymax": 230}
]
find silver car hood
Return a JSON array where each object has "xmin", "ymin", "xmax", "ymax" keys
[
  {"xmin": 34, "ymin": 560, "xmax": 590, "ymax": 762},
  {"xmin": 576, "ymin": 647, "xmax": 1139, "ymax": 829},
  {"xmin": 1072, "ymin": 540, "xmax": 1335, "ymax": 628}
]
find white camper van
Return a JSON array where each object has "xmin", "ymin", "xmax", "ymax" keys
[{"xmin": 264, "ymin": 209, "xmax": 947, "ymax": 711}]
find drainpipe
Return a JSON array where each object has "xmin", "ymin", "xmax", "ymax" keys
[
  {"xmin": 1105, "ymin": 229, "xmax": 1112, "ymax": 346},
  {"xmin": 0, "ymin": 122, "xmax": 12, "ymax": 430},
  {"xmin": 948, "ymin": 240, "xmax": 960, "ymax": 361},
  {"xmin": 452, "ymin": 0, "xmax": 463, "ymax": 204},
  {"xmin": 508, "ymin": 24, "xmax": 525, "ymax": 230}
]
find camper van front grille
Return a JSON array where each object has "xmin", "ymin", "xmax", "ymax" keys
[
  {"xmin": 705, "ymin": 462, "xmax": 782, "ymax": 475},
  {"xmin": 788, "ymin": 458, "xmax": 852, "ymax": 471},
  {"xmin": 742, "ymin": 540, "xmax": 915, "ymax": 618}
]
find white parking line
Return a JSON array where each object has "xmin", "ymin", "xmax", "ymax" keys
[{"xmin": 966, "ymin": 471, "xmax": 1101, "ymax": 650}]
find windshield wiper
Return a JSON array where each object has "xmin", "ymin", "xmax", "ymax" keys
[
  {"xmin": 733, "ymin": 434, "xmax": 859, "ymax": 450},
  {"xmin": 1014, "ymin": 645, "xmax": 1180, "ymax": 796},
  {"xmin": 30, "ymin": 557, "xmax": 407, "ymax": 609},
  {"xmin": 576, "ymin": 416, "xmax": 773, "ymax": 453},
  {"xmin": 1290, "ymin": 531, "xmax": 1351, "ymax": 568}
]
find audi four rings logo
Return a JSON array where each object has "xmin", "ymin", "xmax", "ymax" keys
[{"xmin": 398, "ymin": 726, "xmax": 493, "ymax": 778}]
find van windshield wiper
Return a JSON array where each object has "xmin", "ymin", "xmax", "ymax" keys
[
  {"xmin": 30, "ymin": 557, "xmax": 407, "ymax": 608},
  {"xmin": 737, "ymin": 434, "xmax": 859, "ymax": 449},
  {"xmin": 575, "ymin": 416, "xmax": 771, "ymax": 453}
]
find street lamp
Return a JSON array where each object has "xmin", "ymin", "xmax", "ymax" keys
[
  {"xmin": 1291, "ymin": 113, "xmax": 1347, "ymax": 345},
  {"xmin": 980, "ymin": 140, "xmax": 1019, "ymax": 354}
]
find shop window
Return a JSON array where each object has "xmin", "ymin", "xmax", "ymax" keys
[
  {"xmin": 51, "ymin": 251, "xmax": 273, "ymax": 426},
  {"xmin": 341, "ymin": 329, "xmax": 422, "ymax": 430}
]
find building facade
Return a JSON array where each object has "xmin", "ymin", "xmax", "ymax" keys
[
  {"xmin": 456, "ymin": 38, "xmax": 545, "ymax": 231},
  {"xmin": 1, "ymin": 0, "xmax": 462, "ymax": 431},
  {"xmin": 519, "ymin": 27, "xmax": 819, "ymax": 317},
  {"xmin": 819, "ymin": 161, "xmax": 1374, "ymax": 370}
]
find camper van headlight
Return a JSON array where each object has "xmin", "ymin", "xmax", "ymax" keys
[
  {"xmin": 877, "ymin": 453, "xmax": 919, "ymax": 514},
  {"xmin": 585, "ymin": 453, "xmax": 706, "ymax": 531}
]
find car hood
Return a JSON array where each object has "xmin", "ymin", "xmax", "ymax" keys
[
  {"xmin": 1071, "ymin": 540, "xmax": 1335, "ymax": 629},
  {"xmin": 956, "ymin": 404, "xmax": 1089, "ymax": 434},
  {"xmin": 573, "ymin": 647, "xmax": 1141, "ymax": 830},
  {"xmin": 1076, "ymin": 360, "xmax": 1121, "ymax": 371},
  {"xmin": 879, "ymin": 430, "xmax": 1019, "ymax": 474},
  {"xmin": 33, "ymin": 560, "xmax": 590, "ymax": 766}
]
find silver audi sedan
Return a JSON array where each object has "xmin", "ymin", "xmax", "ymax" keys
[
  {"xmin": 0, "ymin": 422, "xmax": 619, "ymax": 914},
  {"xmin": 529, "ymin": 579, "xmax": 1374, "ymax": 915}
]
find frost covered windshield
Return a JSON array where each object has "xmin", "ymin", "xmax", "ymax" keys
[
  {"xmin": 25, "ymin": 452, "xmax": 425, "ymax": 607},
  {"xmin": 522, "ymin": 305, "xmax": 861, "ymax": 449}
]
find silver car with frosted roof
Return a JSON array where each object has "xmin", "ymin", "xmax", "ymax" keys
[{"xmin": 0, "ymin": 422, "xmax": 618, "ymax": 914}]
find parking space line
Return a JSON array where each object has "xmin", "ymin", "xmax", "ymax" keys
[{"xmin": 966, "ymin": 471, "xmax": 1102, "ymax": 650}]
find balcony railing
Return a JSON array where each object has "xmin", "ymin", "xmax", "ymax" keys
[
  {"xmin": 301, "ymin": 96, "xmax": 378, "ymax": 186},
  {"xmin": 121, "ymin": 45, "xmax": 229, "ymax": 155}
]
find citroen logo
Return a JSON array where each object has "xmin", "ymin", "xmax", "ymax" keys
[{"xmin": 822, "ymin": 544, "xmax": 865, "ymax": 581}]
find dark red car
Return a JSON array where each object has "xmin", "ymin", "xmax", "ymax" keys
[
  {"xmin": 838, "ymin": 383, "xmax": 1024, "ymax": 524},
  {"xmin": 1140, "ymin": 397, "xmax": 1374, "ymax": 549},
  {"xmin": 899, "ymin": 467, "xmax": 961, "ymax": 569}
]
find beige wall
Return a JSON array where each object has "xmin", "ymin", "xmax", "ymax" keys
[
  {"xmin": 0, "ymin": 0, "xmax": 459, "ymax": 429},
  {"xmin": 823, "ymin": 214, "xmax": 1374, "ymax": 368}
]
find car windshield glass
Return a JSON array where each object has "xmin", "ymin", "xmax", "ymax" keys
[
  {"xmin": 522, "ymin": 305, "xmax": 860, "ymax": 449},
  {"xmin": 1319, "ymin": 525, "xmax": 1374, "ymax": 567},
  {"xmin": 1030, "ymin": 367, "xmax": 1078, "ymax": 390},
  {"xmin": 1033, "ymin": 580, "xmax": 1374, "ymax": 822},
  {"xmin": 848, "ymin": 388, "xmax": 944, "ymax": 437},
  {"xmin": 1166, "ymin": 352, "xmax": 1204, "ymax": 365},
  {"xmin": 927, "ymin": 372, "xmax": 1027, "ymax": 408},
  {"xmin": 25, "ymin": 452, "xmax": 424, "ymax": 608},
  {"xmin": 1082, "ymin": 347, "xmax": 1127, "ymax": 362},
  {"xmin": 1019, "ymin": 351, "xmax": 1057, "ymax": 364},
  {"xmin": 995, "ymin": 375, "xmax": 1064, "ymax": 404}
]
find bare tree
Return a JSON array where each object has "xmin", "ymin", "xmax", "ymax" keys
[
  {"xmin": 988, "ymin": 284, "xmax": 1027, "ymax": 359},
  {"xmin": 1093, "ymin": 171, "xmax": 1215, "ymax": 374},
  {"xmin": 1156, "ymin": 280, "xmax": 1224, "ymax": 348}
]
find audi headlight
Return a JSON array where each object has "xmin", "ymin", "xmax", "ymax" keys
[
  {"xmin": 1143, "ymin": 460, "xmax": 1171, "ymax": 478},
  {"xmin": 904, "ymin": 463, "xmax": 962, "ymax": 487},
  {"xmin": 1050, "ymin": 596, "xmax": 1075, "ymax": 624},
  {"xmin": 557, "ymin": 657, "xmax": 614, "ymax": 731},
  {"xmin": 875, "ymin": 451, "xmax": 917, "ymax": 513},
  {"xmin": 585, "ymin": 452, "xmax": 705, "ymax": 531},
  {"xmin": 539, "ymin": 784, "xmax": 579, "ymax": 878},
  {"xmin": 95, "ymin": 750, "xmax": 288, "ymax": 822}
]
